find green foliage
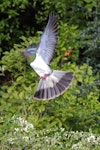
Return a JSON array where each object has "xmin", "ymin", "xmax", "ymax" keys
[
  {"xmin": 79, "ymin": 0, "xmax": 100, "ymax": 73},
  {"xmin": 0, "ymin": 0, "xmax": 98, "ymax": 56},
  {"xmin": 57, "ymin": 22, "xmax": 79, "ymax": 63},
  {"xmin": 0, "ymin": 0, "xmax": 41, "ymax": 55},
  {"xmin": 0, "ymin": 33, "xmax": 99, "ymax": 134}
]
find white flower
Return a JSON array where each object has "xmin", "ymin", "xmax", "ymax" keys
[
  {"xmin": 14, "ymin": 128, "xmax": 19, "ymax": 132},
  {"xmin": 22, "ymin": 136, "xmax": 29, "ymax": 141},
  {"xmin": 8, "ymin": 138, "xmax": 16, "ymax": 144},
  {"xmin": 87, "ymin": 134, "xmax": 96, "ymax": 143},
  {"xmin": 14, "ymin": 116, "xmax": 34, "ymax": 132},
  {"xmin": 60, "ymin": 128, "xmax": 65, "ymax": 132}
]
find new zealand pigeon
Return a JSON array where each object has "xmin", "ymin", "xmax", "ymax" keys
[{"xmin": 21, "ymin": 13, "xmax": 74, "ymax": 100}]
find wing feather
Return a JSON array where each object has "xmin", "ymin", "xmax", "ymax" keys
[{"xmin": 37, "ymin": 13, "xmax": 58, "ymax": 65}]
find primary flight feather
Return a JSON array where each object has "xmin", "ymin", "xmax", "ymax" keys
[{"xmin": 21, "ymin": 13, "xmax": 74, "ymax": 100}]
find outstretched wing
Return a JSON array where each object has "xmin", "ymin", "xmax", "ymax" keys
[{"xmin": 37, "ymin": 13, "xmax": 58, "ymax": 65}]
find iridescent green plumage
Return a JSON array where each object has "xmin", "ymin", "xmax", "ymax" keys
[
  {"xmin": 27, "ymin": 54, "xmax": 36, "ymax": 64},
  {"xmin": 21, "ymin": 49, "xmax": 36, "ymax": 64}
]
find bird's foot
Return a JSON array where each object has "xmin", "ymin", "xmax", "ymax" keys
[{"xmin": 40, "ymin": 74, "xmax": 49, "ymax": 80}]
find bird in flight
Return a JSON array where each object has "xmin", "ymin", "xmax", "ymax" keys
[{"xmin": 21, "ymin": 13, "xmax": 74, "ymax": 100}]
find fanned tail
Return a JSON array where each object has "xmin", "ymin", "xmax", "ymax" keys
[{"xmin": 34, "ymin": 70, "xmax": 74, "ymax": 100}]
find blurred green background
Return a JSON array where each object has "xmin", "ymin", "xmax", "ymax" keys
[{"xmin": 0, "ymin": 0, "xmax": 100, "ymax": 149}]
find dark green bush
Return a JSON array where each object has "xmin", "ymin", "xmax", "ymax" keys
[
  {"xmin": 0, "ymin": 0, "xmax": 97, "ymax": 56},
  {"xmin": 77, "ymin": 0, "xmax": 100, "ymax": 73}
]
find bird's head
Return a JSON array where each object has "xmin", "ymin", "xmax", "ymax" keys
[
  {"xmin": 21, "ymin": 44, "xmax": 37, "ymax": 59},
  {"xmin": 21, "ymin": 44, "xmax": 37, "ymax": 64},
  {"xmin": 21, "ymin": 50, "xmax": 32, "ymax": 58}
]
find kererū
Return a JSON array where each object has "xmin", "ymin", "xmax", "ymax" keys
[{"xmin": 21, "ymin": 13, "xmax": 74, "ymax": 100}]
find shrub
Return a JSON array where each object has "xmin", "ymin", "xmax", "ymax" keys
[
  {"xmin": 0, "ymin": 115, "xmax": 100, "ymax": 150},
  {"xmin": 0, "ymin": 32, "xmax": 99, "ymax": 133}
]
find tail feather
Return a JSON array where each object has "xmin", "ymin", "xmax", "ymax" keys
[
  {"xmin": 54, "ymin": 84, "xmax": 60, "ymax": 96},
  {"xmin": 41, "ymin": 80, "xmax": 46, "ymax": 99},
  {"xmin": 47, "ymin": 88, "xmax": 51, "ymax": 99},
  {"xmin": 34, "ymin": 70, "xmax": 74, "ymax": 100},
  {"xmin": 56, "ymin": 82, "xmax": 65, "ymax": 93},
  {"xmin": 50, "ymin": 87, "xmax": 55, "ymax": 99}
]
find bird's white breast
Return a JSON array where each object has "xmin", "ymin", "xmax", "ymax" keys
[{"xmin": 30, "ymin": 54, "xmax": 52, "ymax": 77}]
